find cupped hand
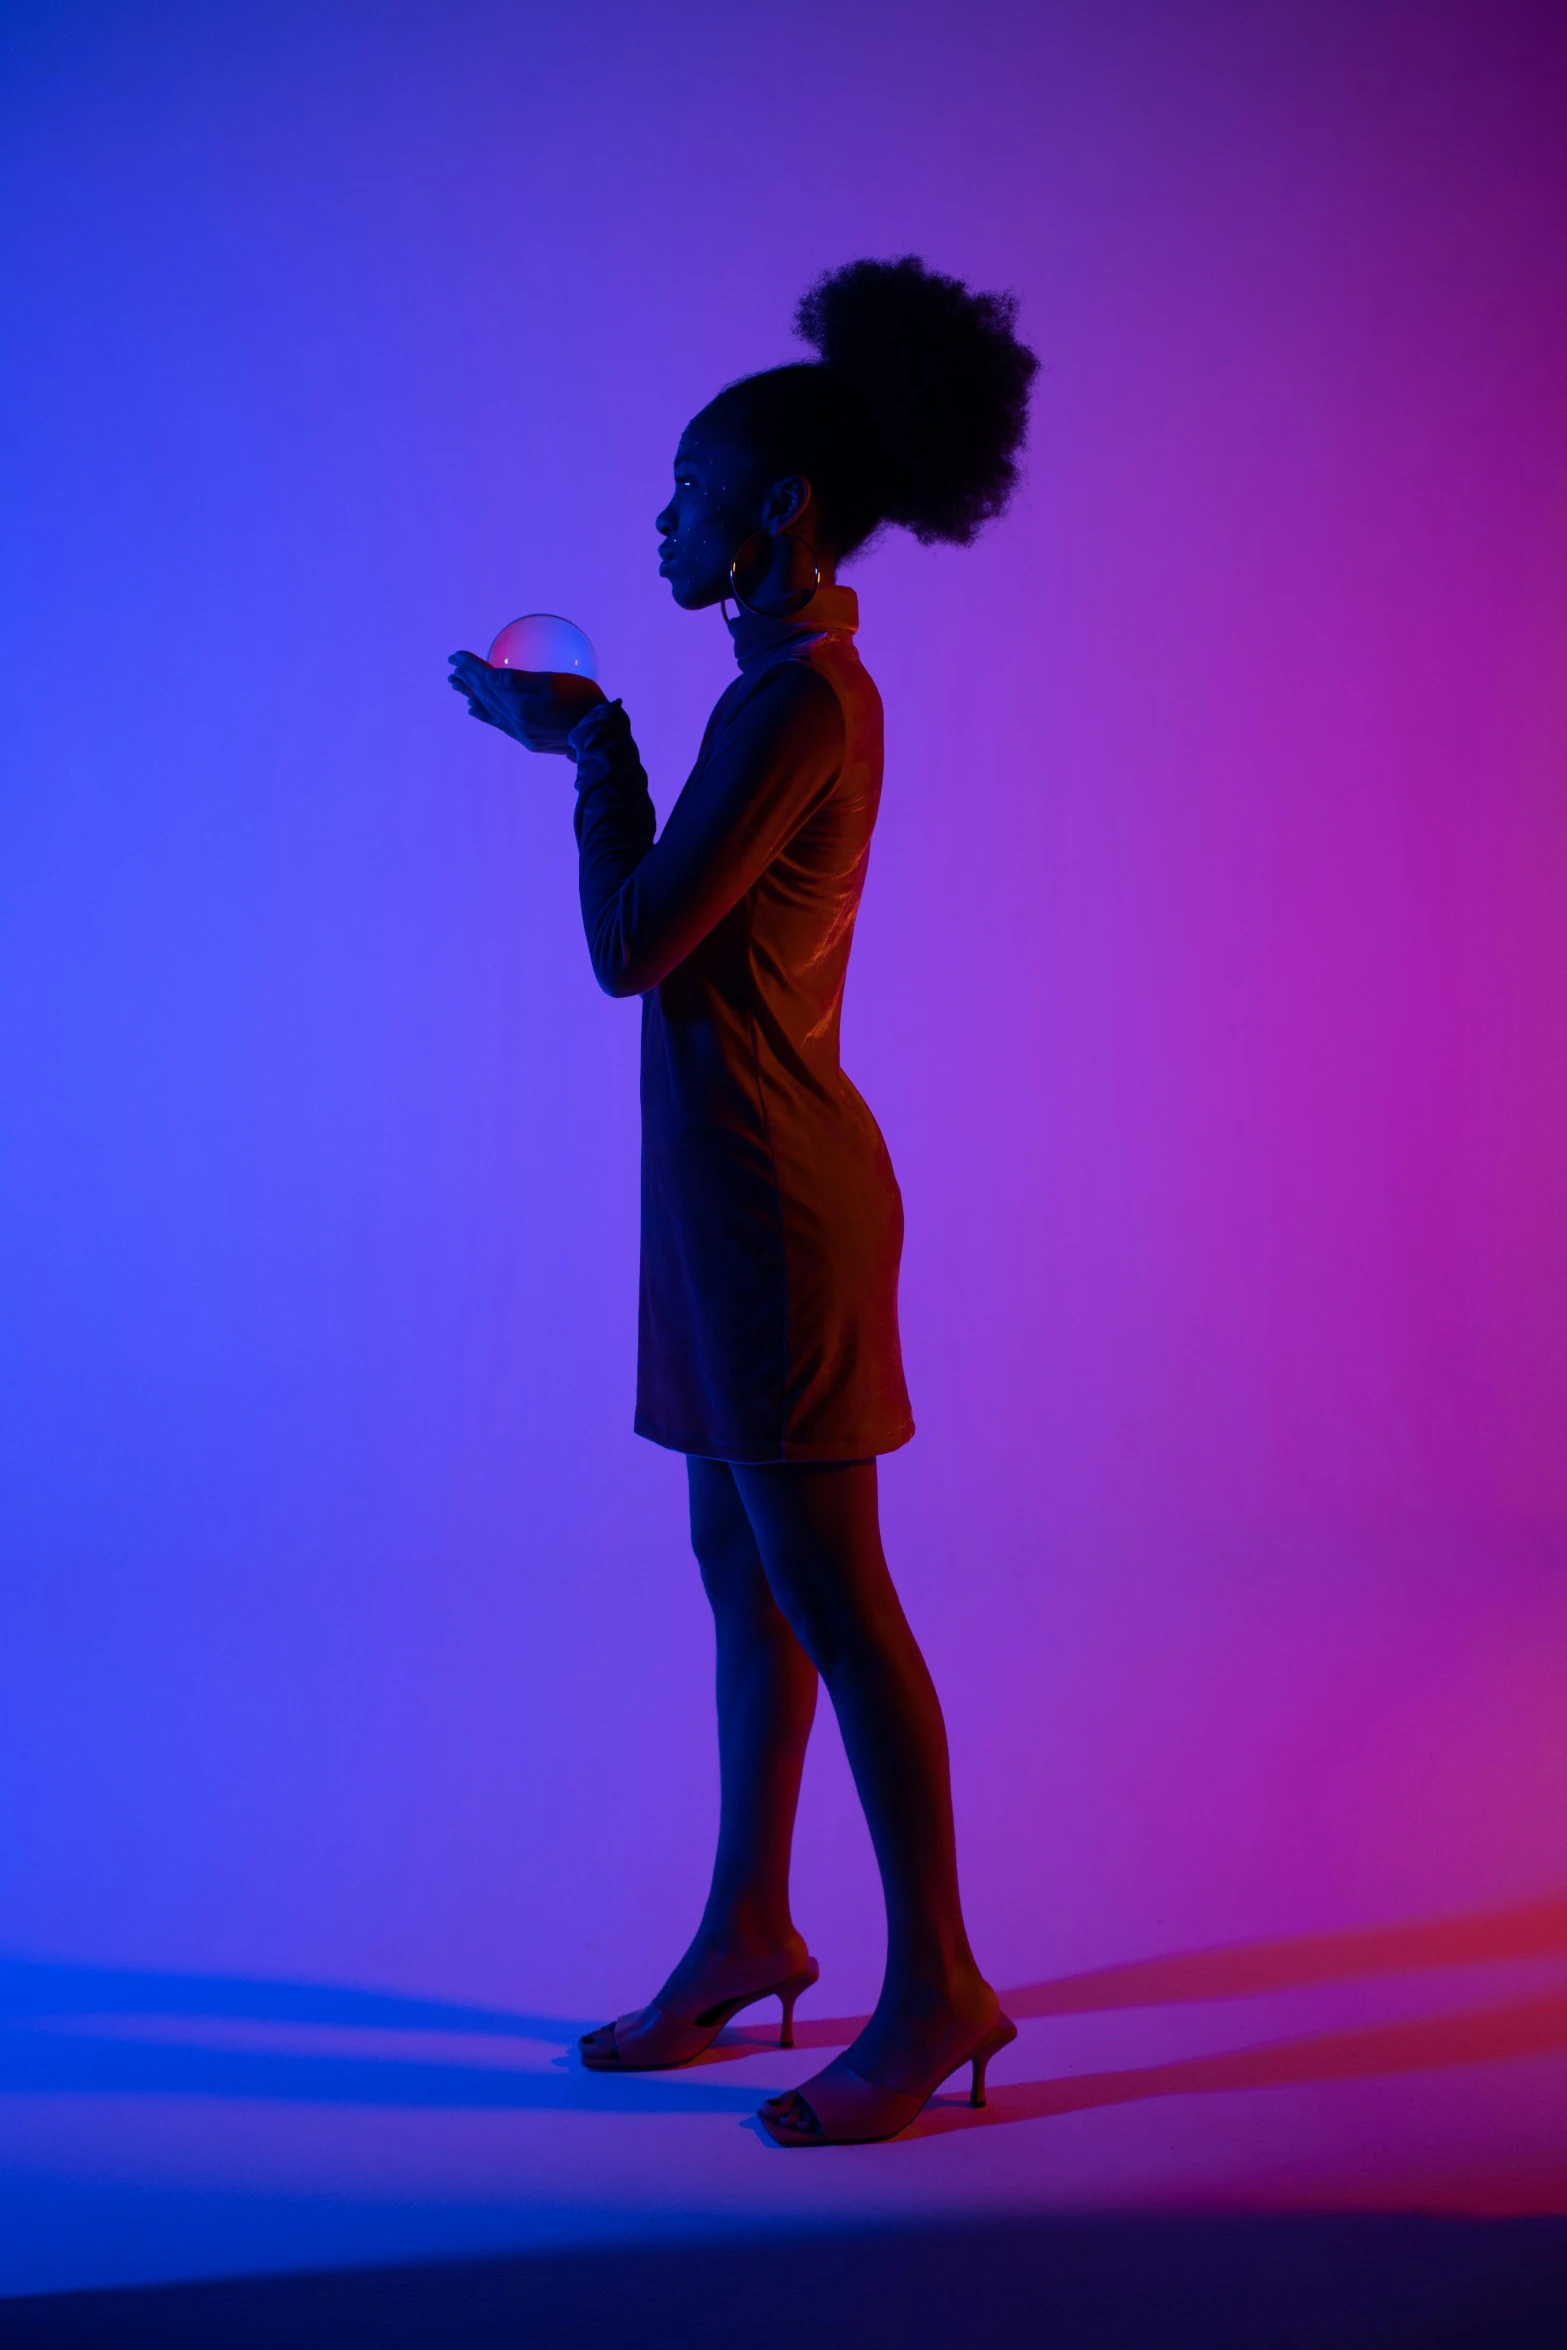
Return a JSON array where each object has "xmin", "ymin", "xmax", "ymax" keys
[{"xmin": 447, "ymin": 651, "xmax": 605, "ymax": 755}]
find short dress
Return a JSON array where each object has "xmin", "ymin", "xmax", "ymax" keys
[{"xmin": 565, "ymin": 582, "xmax": 913, "ymax": 1464}]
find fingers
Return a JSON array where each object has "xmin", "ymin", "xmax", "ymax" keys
[
  {"xmin": 448, "ymin": 650, "xmax": 571, "ymax": 703},
  {"xmin": 447, "ymin": 675, "xmax": 498, "ymax": 725},
  {"xmin": 447, "ymin": 653, "xmax": 584, "ymax": 754},
  {"xmin": 447, "ymin": 663, "xmax": 512, "ymax": 721},
  {"xmin": 449, "ymin": 678, "xmax": 552, "ymax": 745}
]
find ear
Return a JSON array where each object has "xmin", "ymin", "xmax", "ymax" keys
[{"xmin": 762, "ymin": 474, "xmax": 811, "ymax": 534}]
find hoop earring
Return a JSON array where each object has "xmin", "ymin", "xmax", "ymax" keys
[{"xmin": 728, "ymin": 530, "xmax": 821, "ymax": 619}]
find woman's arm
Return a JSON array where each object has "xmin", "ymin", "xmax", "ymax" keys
[{"xmin": 568, "ymin": 663, "xmax": 846, "ymax": 998}]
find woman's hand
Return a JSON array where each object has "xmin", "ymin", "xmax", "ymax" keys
[{"xmin": 448, "ymin": 651, "xmax": 606, "ymax": 756}]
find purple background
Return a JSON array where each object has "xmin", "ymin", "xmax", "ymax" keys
[{"xmin": 2, "ymin": 0, "xmax": 1565, "ymax": 2158}]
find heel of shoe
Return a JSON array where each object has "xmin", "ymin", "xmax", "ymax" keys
[
  {"xmin": 777, "ymin": 1963, "xmax": 819, "ymax": 2050},
  {"xmin": 968, "ymin": 2013, "xmax": 1018, "ymax": 2109}
]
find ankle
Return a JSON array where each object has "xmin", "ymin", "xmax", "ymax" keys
[
  {"xmin": 698, "ymin": 1907, "xmax": 803, "ymax": 1963},
  {"xmin": 879, "ymin": 1954, "xmax": 992, "ymax": 2018}
]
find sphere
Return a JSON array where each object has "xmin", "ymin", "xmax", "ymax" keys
[{"xmin": 487, "ymin": 613, "xmax": 597, "ymax": 677}]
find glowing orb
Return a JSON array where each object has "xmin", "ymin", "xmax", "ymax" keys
[{"xmin": 487, "ymin": 613, "xmax": 597, "ymax": 676}]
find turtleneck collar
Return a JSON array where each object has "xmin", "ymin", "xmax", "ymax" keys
[{"xmin": 726, "ymin": 582, "xmax": 859, "ymax": 671}]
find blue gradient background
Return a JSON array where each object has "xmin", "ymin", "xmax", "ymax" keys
[{"xmin": 2, "ymin": 0, "xmax": 1566, "ymax": 2285}]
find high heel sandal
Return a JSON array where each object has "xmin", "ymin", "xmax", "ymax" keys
[
  {"xmin": 757, "ymin": 2008, "xmax": 1016, "ymax": 2145},
  {"xmin": 579, "ymin": 1957, "xmax": 820, "ymax": 2073}
]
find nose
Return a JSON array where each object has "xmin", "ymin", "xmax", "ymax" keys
[{"xmin": 655, "ymin": 500, "xmax": 676, "ymax": 537}]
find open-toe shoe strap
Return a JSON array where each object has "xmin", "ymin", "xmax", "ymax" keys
[
  {"xmin": 606, "ymin": 2002, "xmax": 717, "ymax": 2069},
  {"xmin": 775, "ymin": 2054, "xmax": 925, "ymax": 2144}
]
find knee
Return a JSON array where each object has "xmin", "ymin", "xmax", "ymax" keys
[
  {"xmin": 693, "ymin": 1521, "xmax": 758, "ymax": 1616},
  {"xmin": 767, "ymin": 1584, "xmax": 839, "ymax": 1675},
  {"xmin": 759, "ymin": 1561, "xmax": 853, "ymax": 1677},
  {"xmin": 730, "ymin": 1461, "xmax": 894, "ymax": 1673},
  {"xmin": 763, "ymin": 1553, "xmax": 903, "ymax": 1681},
  {"xmin": 688, "ymin": 1472, "xmax": 766, "ymax": 1617}
]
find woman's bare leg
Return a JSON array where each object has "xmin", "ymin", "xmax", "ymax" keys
[
  {"xmin": 645, "ymin": 1456, "xmax": 819, "ymax": 2017},
  {"xmin": 731, "ymin": 1457, "xmax": 994, "ymax": 2091}
]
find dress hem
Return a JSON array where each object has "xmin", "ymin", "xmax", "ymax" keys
[{"xmin": 634, "ymin": 1412, "xmax": 915, "ymax": 1465}]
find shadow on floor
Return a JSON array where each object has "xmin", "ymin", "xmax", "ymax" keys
[
  {"xmin": 908, "ymin": 1987, "xmax": 1567, "ymax": 2139},
  {"xmin": 776, "ymin": 1889, "xmax": 1567, "ymax": 2051},
  {"xmin": 4, "ymin": 2214, "xmax": 1567, "ymax": 2348},
  {"xmin": 0, "ymin": 1957, "xmax": 575, "ymax": 2044},
  {"xmin": 1005, "ymin": 1893, "xmax": 1567, "ymax": 2019},
  {"xmin": 4, "ymin": 1890, "xmax": 1565, "ymax": 2122}
]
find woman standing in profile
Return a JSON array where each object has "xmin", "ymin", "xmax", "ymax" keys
[{"xmin": 451, "ymin": 257, "xmax": 1037, "ymax": 2145}]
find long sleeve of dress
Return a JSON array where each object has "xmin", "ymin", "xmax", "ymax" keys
[{"xmin": 567, "ymin": 662, "xmax": 846, "ymax": 998}]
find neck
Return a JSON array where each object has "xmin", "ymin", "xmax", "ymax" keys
[{"xmin": 726, "ymin": 579, "xmax": 858, "ymax": 668}]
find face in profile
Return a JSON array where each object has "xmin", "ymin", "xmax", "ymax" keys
[{"xmin": 656, "ymin": 417, "xmax": 762, "ymax": 610}]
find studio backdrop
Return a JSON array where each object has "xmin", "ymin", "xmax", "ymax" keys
[{"xmin": 2, "ymin": 0, "xmax": 1565, "ymax": 2034}]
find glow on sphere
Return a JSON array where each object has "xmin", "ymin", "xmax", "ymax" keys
[{"xmin": 487, "ymin": 613, "xmax": 597, "ymax": 676}]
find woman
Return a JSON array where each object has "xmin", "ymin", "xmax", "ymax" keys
[{"xmin": 450, "ymin": 256, "xmax": 1037, "ymax": 2146}]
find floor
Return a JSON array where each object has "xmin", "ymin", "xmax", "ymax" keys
[
  {"xmin": 5, "ymin": 2216, "xmax": 1567, "ymax": 2349},
  {"xmin": 3, "ymin": 1896, "xmax": 1566, "ymax": 2337}
]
